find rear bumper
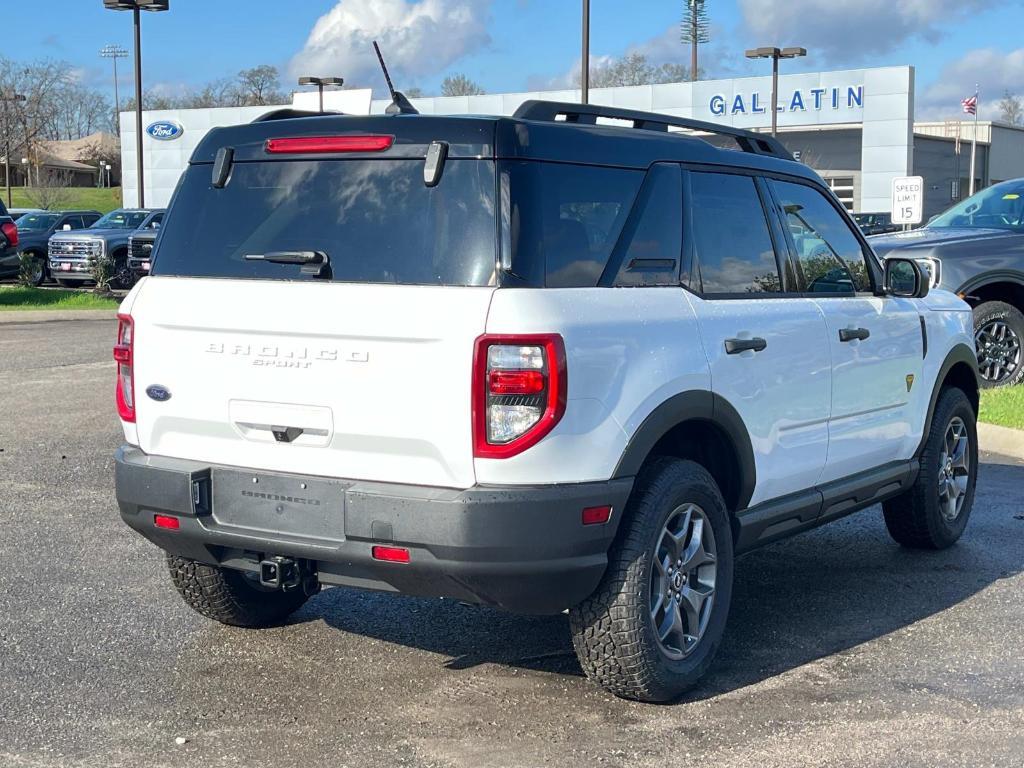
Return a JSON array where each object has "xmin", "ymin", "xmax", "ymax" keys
[{"xmin": 115, "ymin": 446, "xmax": 633, "ymax": 614}]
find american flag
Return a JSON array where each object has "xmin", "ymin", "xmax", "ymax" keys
[{"xmin": 962, "ymin": 95, "xmax": 978, "ymax": 115}]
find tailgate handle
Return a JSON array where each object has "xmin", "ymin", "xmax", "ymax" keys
[{"xmin": 236, "ymin": 422, "xmax": 328, "ymax": 445}]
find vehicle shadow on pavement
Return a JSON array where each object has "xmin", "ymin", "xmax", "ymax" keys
[{"xmin": 312, "ymin": 458, "xmax": 1024, "ymax": 698}]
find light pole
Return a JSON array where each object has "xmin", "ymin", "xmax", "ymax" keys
[
  {"xmin": 100, "ymin": 44, "xmax": 128, "ymax": 137},
  {"xmin": 581, "ymin": 0, "xmax": 590, "ymax": 104},
  {"xmin": 298, "ymin": 76, "xmax": 344, "ymax": 113},
  {"xmin": 102, "ymin": 0, "xmax": 170, "ymax": 208},
  {"xmin": 21, "ymin": 158, "xmax": 29, "ymax": 188},
  {"xmin": 745, "ymin": 46, "xmax": 806, "ymax": 137},
  {"xmin": 1, "ymin": 91, "xmax": 26, "ymax": 207}
]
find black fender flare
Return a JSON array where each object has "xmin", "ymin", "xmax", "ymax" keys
[
  {"xmin": 612, "ymin": 390, "xmax": 757, "ymax": 511},
  {"xmin": 916, "ymin": 343, "xmax": 979, "ymax": 456}
]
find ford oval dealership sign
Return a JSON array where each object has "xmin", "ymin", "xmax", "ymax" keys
[{"xmin": 146, "ymin": 120, "xmax": 184, "ymax": 141}]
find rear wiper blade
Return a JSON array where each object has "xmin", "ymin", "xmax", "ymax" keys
[{"xmin": 244, "ymin": 250, "xmax": 331, "ymax": 277}]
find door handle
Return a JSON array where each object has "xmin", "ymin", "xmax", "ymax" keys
[
  {"xmin": 839, "ymin": 327, "xmax": 871, "ymax": 343},
  {"xmin": 724, "ymin": 337, "xmax": 767, "ymax": 355}
]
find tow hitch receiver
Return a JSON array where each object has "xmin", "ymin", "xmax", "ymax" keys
[{"xmin": 259, "ymin": 556, "xmax": 319, "ymax": 595}]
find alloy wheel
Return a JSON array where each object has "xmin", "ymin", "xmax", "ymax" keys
[
  {"xmin": 649, "ymin": 503, "xmax": 717, "ymax": 660},
  {"xmin": 937, "ymin": 416, "xmax": 970, "ymax": 522},
  {"xmin": 975, "ymin": 320, "xmax": 1021, "ymax": 384}
]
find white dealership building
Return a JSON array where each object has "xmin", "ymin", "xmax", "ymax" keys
[{"xmin": 121, "ymin": 65, "xmax": 1024, "ymax": 218}]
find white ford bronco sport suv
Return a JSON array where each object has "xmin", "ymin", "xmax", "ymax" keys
[{"xmin": 115, "ymin": 101, "xmax": 979, "ymax": 702}]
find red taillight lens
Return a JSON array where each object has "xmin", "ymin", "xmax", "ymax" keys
[
  {"xmin": 1, "ymin": 221, "xmax": 17, "ymax": 249},
  {"xmin": 371, "ymin": 545, "xmax": 410, "ymax": 563},
  {"xmin": 472, "ymin": 334, "xmax": 567, "ymax": 459},
  {"xmin": 265, "ymin": 135, "xmax": 394, "ymax": 154},
  {"xmin": 114, "ymin": 313, "xmax": 135, "ymax": 422},
  {"xmin": 488, "ymin": 369, "xmax": 545, "ymax": 395},
  {"xmin": 153, "ymin": 514, "xmax": 180, "ymax": 530}
]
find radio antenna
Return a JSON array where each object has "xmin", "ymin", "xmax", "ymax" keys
[{"xmin": 373, "ymin": 41, "xmax": 419, "ymax": 115}]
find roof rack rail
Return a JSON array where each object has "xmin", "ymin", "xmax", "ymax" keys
[
  {"xmin": 251, "ymin": 108, "xmax": 342, "ymax": 123},
  {"xmin": 512, "ymin": 100, "xmax": 792, "ymax": 160}
]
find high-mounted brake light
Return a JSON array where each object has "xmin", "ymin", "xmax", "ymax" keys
[
  {"xmin": 473, "ymin": 334, "xmax": 567, "ymax": 459},
  {"xmin": 264, "ymin": 135, "xmax": 394, "ymax": 154},
  {"xmin": 114, "ymin": 313, "xmax": 135, "ymax": 422},
  {"xmin": 0, "ymin": 220, "xmax": 17, "ymax": 249}
]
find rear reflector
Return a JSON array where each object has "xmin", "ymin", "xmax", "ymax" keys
[
  {"xmin": 581, "ymin": 506, "xmax": 613, "ymax": 525},
  {"xmin": 265, "ymin": 135, "xmax": 394, "ymax": 154},
  {"xmin": 153, "ymin": 514, "xmax": 180, "ymax": 530},
  {"xmin": 488, "ymin": 369, "xmax": 545, "ymax": 395},
  {"xmin": 371, "ymin": 545, "xmax": 410, "ymax": 563}
]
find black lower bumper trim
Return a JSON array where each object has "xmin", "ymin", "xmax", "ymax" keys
[{"xmin": 115, "ymin": 446, "xmax": 634, "ymax": 614}]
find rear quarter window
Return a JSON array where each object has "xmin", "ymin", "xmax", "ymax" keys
[{"xmin": 503, "ymin": 161, "xmax": 642, "ymax": 288}]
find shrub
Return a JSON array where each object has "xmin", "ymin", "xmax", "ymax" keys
[
  {"xmin": 89, "ymin": 252, "xmax": 115, "ymax": 293},
  {"xmin": 17, "ymin": 252, "xmax": 41, "ymax": 287}
]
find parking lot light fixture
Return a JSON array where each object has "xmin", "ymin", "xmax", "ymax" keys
[
  {"xmin": 101, "ymin": 0, "xmax": 170, "ymax": 208},
  {"xmin": 745, "ymin": 45, "xmax": 806, "ymax": 137},
  {"xmin": 298, "ymin": 76, "xmax": 344, "ymax": 113},
  {"xmin": 100, "ymin": 44, "xmax": 129, "ymax": 137},
  {"xmin": 1, "ymin": 91, "xmax": 27, "ymax": 207}
]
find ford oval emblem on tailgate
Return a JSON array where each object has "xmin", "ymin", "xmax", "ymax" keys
[{"xmin": 146, "ymin": 385, "xmax": 172, "ymax": 402}]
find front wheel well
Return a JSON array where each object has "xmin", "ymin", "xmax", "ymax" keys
[
  {"xmin": 965, "ymin": 281, "xmax": 1024, "ymax": 315},
  {"xmin": 941, "ymin": 360, "xmax": 980, "ymax": 415},
  {"xmin": 645, "ymin": 419, "xmax": 744, "ymax": 514}
]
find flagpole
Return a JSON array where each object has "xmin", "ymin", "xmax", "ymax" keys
[{"xmin": 968, "ymin": 84, "xmax": 979, "ymax": 196}]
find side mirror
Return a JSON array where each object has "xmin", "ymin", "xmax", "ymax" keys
[
  {"xmin": 884, "ymin": 257, "xmax": 929, "ymax": 299},
  {"xmin": 62, "ymin": 224, "xmax": 72, "ymax": 231}
]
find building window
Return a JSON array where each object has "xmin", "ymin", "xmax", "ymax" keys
[{"xmin": 823, "ymin": 176, "xmax": 856, "ymax": 211}]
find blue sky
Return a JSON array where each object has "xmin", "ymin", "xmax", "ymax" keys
[{"xmin": 15, "ymin": 0, "xmax": 1024, "ymax": 121}]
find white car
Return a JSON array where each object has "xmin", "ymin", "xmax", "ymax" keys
[{"xmin": 114, "ymin": 101, "xmax": 980, "ymax": 702}]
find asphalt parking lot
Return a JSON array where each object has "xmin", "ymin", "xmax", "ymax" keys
[{"xmin": 1, "ymin": 314, "xmax": 1022, "ymax": 768}]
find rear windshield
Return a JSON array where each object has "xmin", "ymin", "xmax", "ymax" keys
[{"xmin": 153, "ymin": 159, "xmax": 498, "ymax": 285}]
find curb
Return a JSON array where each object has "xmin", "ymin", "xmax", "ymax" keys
[
  {"xmin": 978, "ymin": 422, "xmax": 1024, "ymax": 461},
  {"xmin": 0, "ymin": 309, "xmax": 118, "ymax": 324}
]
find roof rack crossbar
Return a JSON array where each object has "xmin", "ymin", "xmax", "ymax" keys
[{"xmin": 512, "ymin": 100, "xmax": 791, "ymax": 159}]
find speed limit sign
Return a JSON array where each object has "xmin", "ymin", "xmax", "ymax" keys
[{"xmin": 891, "ymin": 176, "xmax": 924, "ymax": 225}]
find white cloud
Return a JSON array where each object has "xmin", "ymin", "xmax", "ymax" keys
[
  {"xmin": 916, "ymin": 47, "xmax": 1024, "ymax": 121},
  {"xmin": 288, "ymin": 0, "xmax": 492, "ymax": 90},
  {"xmin": 738, "ymin": 0, "xmax": 998, "ymax": 62}
]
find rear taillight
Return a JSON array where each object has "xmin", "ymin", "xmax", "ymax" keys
[
  {"xmin": 114, "ymin": 314, "xmax": 135, "ymax": 422},
  {"xmin": 473, "ymin": 334, "xmax": 566, "ymax": 459},
  {"xmin": 264, "ymin": 135, "xmax": 394, "ymax": 154},
  {"xmin": 1, "ymin": 221, "xmax": 17, "ymax": 249}
]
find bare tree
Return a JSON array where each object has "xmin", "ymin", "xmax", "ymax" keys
[
  {"xmin": 441, "ymin": 74, "xmax": 485, "ymax": 97},
  {"xmin": 576, "ymin": 53, "xmax": 694, "ymax": 88},
  {"xmin": 998, "ymin": 91, "xmax": 1023, "ymax": 126},
  {"xmin": 24, "ymin": 169, "xmax": 74, "ymax": 210},
  {"xmin": 236, "ymin": 65, "xmax": 284, "ymax": 106}
]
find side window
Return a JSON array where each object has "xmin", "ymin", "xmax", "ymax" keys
[
  {"xmin": 771, "ymin": 180, "xmax": 872, "ymax": 293},
  {"xmin": 66, "ymin": 216, "xmax": 85, "ymax": 230},
  {"xmin": 147, "ymin": 212, "xmax": 164, "ymax": 229},
  {"xmin": 607, "ymin": 164, "xmax": 682, "ymax": 287},
  {"xmin": 83, "ymin": 214, "xmax": 100, "ymax": 227},
  {"xmin": 504, "ymin": 161, "xmax": 643, "ymax": 288},
  {"xmin": 690, "ymin": 172, "xmax": 781, "ymax": 295}
]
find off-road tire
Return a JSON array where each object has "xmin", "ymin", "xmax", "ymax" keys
[
  {"xmin": 25, "ymin": 252, "xmax": 46, "ymax": 286},
  {"xmin": 882, "ymin": 387, "xmax": 978, "ymax": 549},
  {"xmin": 166, "ymin": 555, "xmax": 311, "ymax": 628},
  {"xmin": 569, "ymin": 458, "xmax": 734, "ymax": 702},
  {"xmin": 973, "ymin": 300, "xmax": 1024, "ymax": 388}
]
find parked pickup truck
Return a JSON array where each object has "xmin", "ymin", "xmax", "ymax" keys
[
  {"xmin": 13, "ymin": 210, "xmax": 102, "ymax": 285},
  {"xmin": 127, "ymin": 228, "xmax": 157, "ymax": 281},
  {"xmin": 871, "ymin": 177, "xmax": 1024, "ymax": 388},
  {"xmin": 48, "ymin": 208, "xmax": 164, "ymax": 288}
]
